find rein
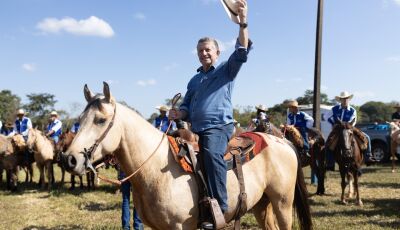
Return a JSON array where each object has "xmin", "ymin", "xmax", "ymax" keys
[{"xmin": 80, "ymin": 100, "xmax": 166, "ymax": 186}]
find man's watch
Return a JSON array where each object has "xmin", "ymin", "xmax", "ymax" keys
[{"xmin": 239, "ymin": 22, "xmax": 248, "ymax": 28}]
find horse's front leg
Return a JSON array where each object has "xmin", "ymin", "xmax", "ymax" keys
[
  {"xmin": 339, "ymin": 166, "xmax": 347, "ymax": 204},
  {"xmin": 346, "ymin": 173, "xmax": 354, "ymax": 199},
  {"xmin": 353, "ymin": 171, "xmax": 363, "ymax": 206},
  {"xmin": 391, "ymin": 140, "xmax": 397, "ymax": 173}
]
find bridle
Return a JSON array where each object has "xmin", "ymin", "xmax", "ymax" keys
[
  {"xmin": 80, "ymin": 100, "xmax": 117, "ymax": 175},
  {"xmin": 79, "ymin": 99, "xmax": 166, "ymax": 186}
]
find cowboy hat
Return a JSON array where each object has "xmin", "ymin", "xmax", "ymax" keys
[
  {"xmin": 50, "ymin": 111, "xmax": 58, "ymax": 116},
  {"xmin": 335, "ymin": 91, "xmax": 353, "ymax": 101},
  {"xmin": 393, "ymin": 103, "xmax": 400, "ymax": 108},
  {"xmin": 16, "ymin": 109, "xmax": 25, "ymax": 115},
  {"xmin": 255, "ymin": 104, "xmax": 268, "ymax": 112},
  {"xmin": 286, "ymin": 100, "xmax": 299, "ymax": 108},
  {"xmin": 155, "ymin": 105, "xmax": 170, "ymax": 112},
  {"xmin": 220, "ymin": 0, "xmax": 244, "ymax": 24}
]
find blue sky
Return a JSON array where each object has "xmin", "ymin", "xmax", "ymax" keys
[{"xmin": 1, "ymin": 0, "xmax": 399, "ymax": 119}]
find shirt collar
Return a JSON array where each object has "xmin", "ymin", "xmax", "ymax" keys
[
  {"xmin": 339, "ymin": 104, "xmax": 351, "ymax": 111},
  {"xmin": 197, "ymin": 65, "xmax": 215, "ymax": 73}
]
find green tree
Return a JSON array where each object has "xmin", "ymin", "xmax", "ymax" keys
[
  {"xmin": 359, "ymin": 101, "xmax": 393, "ymax": 123},
  {"xmin": 0, "ymin": 90, "xmax": 21, "ymax": 123},
  {"xmin": 23, "ymin": 93, "xmax": 57, "ymax": 130}
]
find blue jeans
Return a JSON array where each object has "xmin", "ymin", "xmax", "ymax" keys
[
  {"xmin": 311, "ymin": 168, "xmax": 318, "ymax": 184},
  {"xmin": 119, "ymin": 171, "xmax": 143, "ymax": 230},
  {"xmin": 197, "ymin": 123, "xmax": 234, "ymax": 213},
  {"xmin": 300, "ymin": 129, "xmax": 309, "ymax": 152}
]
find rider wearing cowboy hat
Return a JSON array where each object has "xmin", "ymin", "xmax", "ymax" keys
[
  {"xmin": 251, "ymin": 104, "xmax": 269, "ymax": 132},
  {"xmin": 14, "ymin": 109, "xmax": 32, "ymax": 141},
  {"xmin": 0, "ymin": 121, "xmax": 15, "ymax": 136},
  {"xmin": 46, "ymin": 111, "xmax": 63, "ymax": 144},
  {"xmin": 153, "ymin": 105, "xmax": 176, "ymax": 134},
  {"xmin": 392, "ymin": 103, "xmax": 400, "ymax": 124},
  {"xmin": 286, "ymin": 100, "xmax": 314, "ymax": 157},
  {"xmin": 327, "ymin": 91, "xmax": 375, "ymax": 168}
]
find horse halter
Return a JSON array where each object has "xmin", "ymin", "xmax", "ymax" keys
[{"xmin": 80, "ymin": 100, "xmax": 117, "ymax": 175}]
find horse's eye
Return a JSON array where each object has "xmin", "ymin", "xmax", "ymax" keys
[{"xmin": 95, "ymin": 117, "xmax": 107, "ymax": 125}]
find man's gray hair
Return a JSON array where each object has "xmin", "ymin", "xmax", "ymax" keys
[{"xmin": 197, "ymin": 37, "xmax": 219, "ymax": 51}]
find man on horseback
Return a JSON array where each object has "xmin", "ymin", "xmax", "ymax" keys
[
  {"xmin": 169, "ymin": 0, "xmax": 250, "ymax": 228},
  {"xmin": 46, "ymin": 111, "xmax": 63, "ymax": 144},
  {"xmin": 153, "ymin": 105, "xmax": 176, "ymax": 134},
  {"xmin": 392, "ymin": 103, "xmax": 400, "ymax": 123},
  {"xmin": 14, "ymin": 109, "xmax": 33, "ymax": 165},
  {"xmin": 251, "ymin": 104, "xmax": 270, "ymax": 132},
  {"xmin": 326, "ymin": 91, "xmax": 375, "ymax": 170},
  {"xmin": 285, "ymin": 100, "xmax": 313, "ymax": 157}
]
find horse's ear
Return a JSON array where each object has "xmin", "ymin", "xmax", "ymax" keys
[
  {"xmin": 84, "ymin": 84, "xmax": 95, "ymax": 102},
  {"xmin": 103, "ymin": 81, "xmax": 112, "ymax": 103}
]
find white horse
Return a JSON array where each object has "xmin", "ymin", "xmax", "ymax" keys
[
  {"xmin": 63, "ymin": 82, "xmax": 312, "ymax": 230},
  {"xmin": 389, "ymin": 122, "xmax": 400, "ymax": 172}
]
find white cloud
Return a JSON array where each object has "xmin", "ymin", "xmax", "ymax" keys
[
  {"xmin": 394, "ymin": 0, "xmax": 400, "ymax": 6},
  {"xmin": 134, "ymin": 12, "xmax": 146, "ymax": 21},
  {"xmin": 385, "ymin": 56, "xmax": 400, "ymax": 63},
  {"xmin": 22, "ymin": 63, "xmax": 36, "ymax": 72},
  {"xmin": 36, "ymin": 16, "xmax": 114, "ymax": 38},
  {"xmin": 137, "ymin": 79, "xmax": 156, "ymax": 87}
]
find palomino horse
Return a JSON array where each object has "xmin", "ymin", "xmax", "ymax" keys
[
  {"xmin": 63, "ymin": 82, "xmax": 312, "ymax": 230},
  {"xmin": 282, "ymin": 125, "xmax": 326, "ymax": 195},
  {"xmin": 327, "ymin": 122, "xmax": 364, "ymax": 206},
  {"xmin": 389, "ymin": 122, "xmax": 400, "ymax": 172},
  {"xmin": 0, "ymin": 134, "xmax": 20, "ymax": 191},
  {"xmin": 27, "ymin": 128, "xmax": 54, "ymax": 190}
]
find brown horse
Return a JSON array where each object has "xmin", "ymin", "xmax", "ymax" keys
[
  {"xmin": 56, "ymin": 130, "xmax": 97, "ymax": 190},
  {"xmin": 63, "ymin": 82, "xmax": 312, "ymax": 230},
  {"xmin": 282, "ymin": 125, "xmax": 326, "ymax": 195},
  {"xmin": 327, "ymin": 122, "xmax": 364, "ymax": 205},
  {"xmin": 0, "ymin": 134, "xmax": 20, "ymax": 191}
]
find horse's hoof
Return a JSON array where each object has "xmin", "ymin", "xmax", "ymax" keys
[
  {"xmin": 341, "ymin": 200, "xmax": 348, "ymax": 205},
  {"xmin": 392, "ymin": 169, "xmax": 396, "ymax": 173},
  {"xmin": 357, "ymin": 201, "xmax": 363, "ymax": 206}
]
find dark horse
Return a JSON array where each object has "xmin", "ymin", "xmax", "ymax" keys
[
  {"xmin": 327, "ymin": 122, "xmax": 364, "ymax": 205},
  {"xmin": 56, "ymin": 131, "xmax": 96, "ymax": 190},
  {"xmin": 282, "ymin": 125, "xmax": 326, "ymax": 195}
]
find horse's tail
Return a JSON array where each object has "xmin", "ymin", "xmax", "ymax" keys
[{"xmin": 294, "ymin": 160, "xmax": 313, "ymax": 230}]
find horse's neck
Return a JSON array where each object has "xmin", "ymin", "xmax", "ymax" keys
[
  {"xmin": 34, "ymin": 131, "xmax": 53, "ymax": 152},
  {"xmin": 115, "ymin": 104, "xmax": 169, "ymax": 178}
]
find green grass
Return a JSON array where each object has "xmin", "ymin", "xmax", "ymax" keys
[{"xmin": 0, "ymin": 164, "xmax": 399, "ymax": 229}]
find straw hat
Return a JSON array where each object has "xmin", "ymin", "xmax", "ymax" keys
[
  {"xmin": 220, "ymin": 0, "xmax": 243, "ymax": 24},
  {"xmin": 286, "ymin": 100, "xmax": 299, "ymax": 108},
  {"xmin": 50, "ymin": 111, "xmax": 58, "ymax": 117},
  {"xmin": 16, "ymin": 109, "xmax": 25, "ymax": 115},
  {"xmin": 255, "ymin": 104, "xmax": 268, "ymax": 112},
  {"xmin": 155, "ymin": 105, "xmax": 170, "ymax": 112},
  {"xmin": 393, "ymin": 103, "xmax": 400, "ymax": 108},
  {"xmin": 335, "ymin": 91, "xmax": 353, "ymax": 101}
]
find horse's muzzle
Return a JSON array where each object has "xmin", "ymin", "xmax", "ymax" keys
[{"xmin": 61, "ymin": 153, "xmax": 85, "ymax": 175}]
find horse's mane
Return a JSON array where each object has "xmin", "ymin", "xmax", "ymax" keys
[
  {"xmin": 12, "ymin": 134, "xmax": 26, "ymax": 150},
  {"xmin": 282, "ymin": 125, "xmax": 303, "ymax": 149},
  {"xmin": 326, "ymin": 123, "xmax": 368, "ymax": 151}
]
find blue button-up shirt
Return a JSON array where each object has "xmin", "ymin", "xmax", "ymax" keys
[
  {"xmin": 180, "ymin": 39, "xmax": 252, "ymax": 132},
  {"xmin": 328, "ymin": 104, "xmax": 357, "ymax": 126}
]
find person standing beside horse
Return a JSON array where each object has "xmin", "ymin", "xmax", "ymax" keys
[
  {"xmin": 326, "ymin": 91, "xmax": 375, "ymax": 170},
  {"xmin": 392, "ymin": 103, "xmax": 400, "ymax": 124},
  {"xmin": 250, "ymin": 104, "xmax": 270, "ymax": 132},
  {"xmin": 169, "ymin": 0, "xmax": 250, "ymax": 227},
  {"xmin": 46, "ymin": 111, "xmax": 62, "ymax": 144}
]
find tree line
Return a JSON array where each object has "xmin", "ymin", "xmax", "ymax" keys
[{"xmin": 1, "ymin": 89, "xmax": 398, "ymax": 130}]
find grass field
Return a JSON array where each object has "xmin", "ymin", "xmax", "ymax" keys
[{"xmin": 0, "ymin": 164, "xmax": 399, "ymax": 230}]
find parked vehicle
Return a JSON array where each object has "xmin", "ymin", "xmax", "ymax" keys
[{"xmin": 355, "ymin": 123, "xmax": 399, "ymax": 162}]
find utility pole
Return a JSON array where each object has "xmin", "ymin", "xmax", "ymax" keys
[{"xmin": 313, "ymin": 0, "xmax": 324, "ymax": 130}]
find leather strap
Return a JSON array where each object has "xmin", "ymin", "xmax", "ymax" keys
[{"xmin": 232, "ymin": 147, "xmax": 247, "ymax": 230}]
